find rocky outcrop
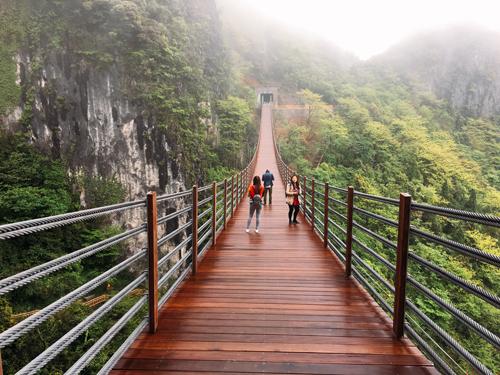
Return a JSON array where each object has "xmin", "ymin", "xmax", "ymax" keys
[
  {"xmin": 374, "ymin": 26, "xmax": 500, "ymax": 118},
  {"xmin": 7, "ymin": 50, "xmax": 184, "ymax": 204}
]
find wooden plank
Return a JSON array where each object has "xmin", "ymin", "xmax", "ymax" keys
[
  {"xmin": 121, "ymin": 349, "xmax": 433, "ymax": 366},
  {"xmin": 129, "ymin": 340, "xmax": 423, "ymax": 356},
  {"xmin": 141, "ymin": 326, "xmax": 394, "ymax": 338},
  {"xmin": 156, "ymin": 318, "xmax": 390, "ymax": 330},
  {"xmin": 114, "ymin": 359, "xmax": 439, "ymax": 374},
  {"xmin": 114, "ymin": 103, "xmax": 434, "ymax": 374}
]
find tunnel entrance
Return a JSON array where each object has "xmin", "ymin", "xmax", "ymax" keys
[{"xmin": 260, "ymin": 93, "xmax": 273, "ymax": 103}]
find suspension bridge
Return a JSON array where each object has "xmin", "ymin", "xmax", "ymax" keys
[{"xmin": 0, "ymin": 104, "xmax": 498, "ymax": 374}]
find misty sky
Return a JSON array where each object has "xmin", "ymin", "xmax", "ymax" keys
[{"xmin": 239, "ymin": 0, "xmax": 500, "ymax": 59}]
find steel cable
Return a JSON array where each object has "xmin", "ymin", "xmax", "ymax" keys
[
  {"xmin": 17, "ymin": 274, "xmax": 146, "ymax": 375},
  {"xmin": 0, "ymin": 249, "xmax": 146, "ymax": 348},
  {"xmin": 64, "ymin": 295, "xmax": 147, "ymax": 374},
  {"xmin": 0, "ymin": 201, "xmax": 145, "ymax": 240},
  {"xmin": 0, "ymin": 225, "xmax": 146, "ymax": 295}
]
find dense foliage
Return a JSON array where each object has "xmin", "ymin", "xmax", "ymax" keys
[
  {"xmin": 0, "ymin": 1, "xmax": 256, "ymax": 373},
  {"xmin": 0, "ymin": 0, "xmax": 256, "ymax": 183},
  {"xmin": 0, "ymin": 131, "xmax": 140, "ymax": 374},
  {"xmin": 218, "ymin": 5, "xmax": 499, "ymax": 371},
  {"xmin": 273, "ymin": 73, "xmax": 499, "ymax": 374},
  {"xmin": 0, "ymin": 0, "xmax": 498, "ymax": 373}
]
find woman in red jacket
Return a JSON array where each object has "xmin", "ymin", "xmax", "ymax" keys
[{"xmin": 246, "ymin": 175, "xmax": 264, "ymax": 233}]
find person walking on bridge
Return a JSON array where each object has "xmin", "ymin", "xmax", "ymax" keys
[
  {"xmin": 286, "ymin": 174, "xmax": 301, "ymax": 224},
  {"xmin": 261, "ymin": 169, "xmax": 274, "ymax": 205},
  {"xmin": 246, "ymin": 176, "xmax": 264, "ymax": 233}
]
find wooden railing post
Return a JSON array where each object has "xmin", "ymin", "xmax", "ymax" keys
[
  {"xmin": 345, "ymin": 186, "xmax": 354, "ymax": 277},
  {"xmin": 223, "ymin": 179, "xmax": 228, "ymax": 230},
  {"xmin": 0, "ymin": 349, "xmax": 3, "ymax": 375},
  {"xmin": 303, "ymin": 176, "xmax": 307, "ymax": 219},
  {"xmin": 311, "ymin": 178, "xmax": 315, "ymax": 232},
  {"xmin": 393, "ymin": 193, "xmax": 411, "ymax": 339},
  {"xmin": 191, "ymin": 185, "xmax": 199, "ymax": 275},
  {"xmin": 236, "ymin": 173, "xmax": 240, "ymax": 202},
  {"xmin": 323, "ymin": 183, "xmax": 329, "ymax": 247},
  {"xmin": 146, "ymin": 192, "xmax": 159, "ymax": 333},
  {"xmin": 240, "ymin": 171, "xmax": 243, "ymax": 199},
  {"xmin": 231, "ymin": 175, "xmax": 234, "ymax": 217},
  {"xmin": 211, "ymin": 181, "xmax": 217, "ymax": 246}
]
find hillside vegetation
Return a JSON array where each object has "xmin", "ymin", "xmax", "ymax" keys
[
  {"xmin": 0, "ymin": 1, "xmax": 256, "ymax": 373},
  {"xmin": 218, "ymin": 3, "xmax": 499, "ymax": 371},
  {"xmin": 219, "ymin": 7, "xmax": 499, "ymax": 371},
  {"xmin": 0, "ymin": 0, "xmax": 498, "ymax": 373}
]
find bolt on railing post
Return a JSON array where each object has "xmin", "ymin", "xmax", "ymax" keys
[
  {"xmin": 223, "ymin": 179, "xmax": 228, "ymax": 230},
  {"xmin": 303, "ymin": 176, "xmax": 307, "ymax": 220},
  {"xmin": 191, "ymin": 185, "xmax": 199, "ymax": 275},
  {"xmin": 231, "ymin": 175, "xmax": 234, "ymax": 217},
  {"xmin": 211, "ymin": 181, "xmax": 217, "ymax": 246},
  {"xmin": 146, "ymin": 192, "xmax": 159, "ymax": 334},
  {"xmin": 311, "ymin": 178, "xmax": 315, "ymax": 232},
  {"xmin": 345, "ymin": 186, "xmax": 354, "ymax": 277},
  {"xmin": 323, "ymin": 183, "xmax": 329, "ymax": 247},
  {"xmin": 393, "ymin": 193, "xmax": 411, "ymax": 339}
]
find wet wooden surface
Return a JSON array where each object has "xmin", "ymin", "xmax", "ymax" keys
[{"xmin": 113, "ymin": 104, "xmax": 436, "ymax": 374}]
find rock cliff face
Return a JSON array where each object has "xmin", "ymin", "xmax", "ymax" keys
[
  {"xmin": 1, "ymin": 0, "xmax": 229, "ymax": 211},
  {"xmin": 9, "ymin": 51, "xmax": 183, "ymax": 205},
  {"xmin": 374, "ymin": 26, "xmax": 500, "ymax": 118}
]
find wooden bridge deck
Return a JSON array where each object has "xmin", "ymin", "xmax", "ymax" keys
[{"xmin": 112, "ymin": 104, "xmax": 437, "ymax": 374}]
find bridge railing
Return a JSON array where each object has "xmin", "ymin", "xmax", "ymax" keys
[
  {"xmin": 273, "ymin": 131, "xmax": 499, "ymax": 375},
  {"xmin": 0, "ymin": 146, "xmax": 258, "ymax": 374}
]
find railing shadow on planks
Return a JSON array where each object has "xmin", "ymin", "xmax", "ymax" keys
[
  {"xmin": 273, "ymin": 127, "xmax": 499, "ymax": 375},
  {"xmin": 0, "ymin": 141, "xmax": 259, "ymax": 375}
]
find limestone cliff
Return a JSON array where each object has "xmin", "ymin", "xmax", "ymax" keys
[{"xmin": 0, "ymin": 0, "xmax": 229, "ymax": 208}]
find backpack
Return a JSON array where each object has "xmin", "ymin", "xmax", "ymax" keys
[{"xmin": 252, "ymin": 193, "xmax": 262, "ymax": 209}]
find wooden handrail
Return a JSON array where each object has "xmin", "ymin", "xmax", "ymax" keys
[
  {"xmin": 345, "ymin": 186, "xmax": 354, "ymax": 277},
  {"xmin": 303, "ymin": 176, "xmax": 307, "ymax": 218},
  {"xmin": 223, "ymin": 179, "xmax": 228, "ymax": 230},
  {"xmin": 146, "ymin": 192, "xmax": 159, "ymax": 333},
  {"xmin": 323, "ymin": 183, "xmax": 329, "ymax": 247},
  {"xmin": 211, "ymin": 182, "xmax": 217, "ymax": 247},
  {"xmin": 393, "ymin": 193, "xmax": 411, "ymax": 338},
  {"xmin": 191, "ymin": 185, "xmax": 198, "ymax": 275},
  {"xmin": 231, "ymin": 175, "xmax": 234, "ymax": 217},
  {"xmin": 311, "ymin": 178, "xmax": 315, "ymax": 232}
]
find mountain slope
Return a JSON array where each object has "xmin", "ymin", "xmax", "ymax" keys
[{"xmin": 373, "ymin": 26, "xmax": 500, "ymax": 118}]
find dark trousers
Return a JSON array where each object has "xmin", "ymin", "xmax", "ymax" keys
[
  {"xmin": 263, "ymin": 187, "xmax": 272, "ymax": 204},
  {"xmin": 288, "ymin": 204, "xmax": 299, "ymax": 222}
]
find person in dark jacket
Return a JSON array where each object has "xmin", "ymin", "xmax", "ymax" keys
[{"xmin": 261, "ymin": 169, "xmax": 274, "ymax": 205}]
